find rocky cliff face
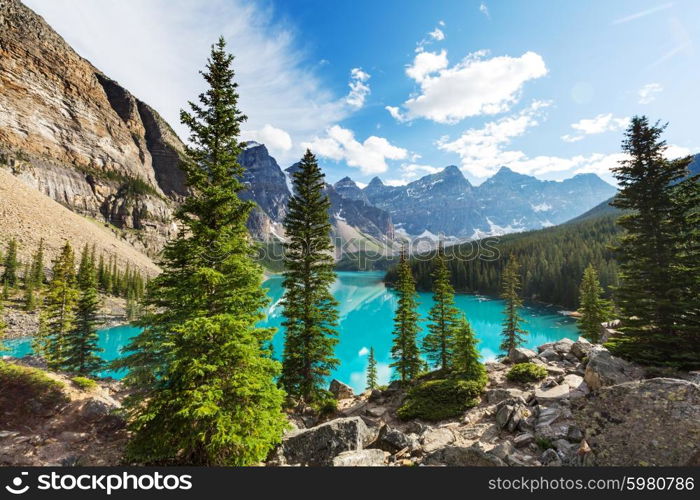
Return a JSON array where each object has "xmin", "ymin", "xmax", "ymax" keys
[{"xmin": 0, "ymin": 0, "xmax": 186, "ymax": 256}]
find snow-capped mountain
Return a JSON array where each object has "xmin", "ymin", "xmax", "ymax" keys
[{"xmin": 363, "ymin": 165, "xmax": 617, "ymax": 239}]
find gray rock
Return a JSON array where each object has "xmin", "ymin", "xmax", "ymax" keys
[
  {"xmin": 537, "ymin": 342, "xmax": 554, "ymax": 353},
  {"xmin": 57, "ymin": 431, "xmax": 89, "ymax": 443},
  {"xmin": 485, "ymin": 387, "xmax": 525, "ymax": 404},
  {"xmin": 571, "ymin": 337, "xmax": 593, "ymax": 359},
  {"xmin": 420, "ymin": 427, "xmax": 455, "ymax": 453},
  {"xmin": 81, "ymin": 397, "xmax": 120, "ymax": 420},
  {"xmin": 329, "ymin": 379, "xmax": 354, "ymax": 400},
  {"xmin": 514, "ymin": 432, "xmax": 535, "ymax": 448},
  {"xmin": 332, "ymin": 449, "xmax": 385, "ymax": 466},
  {"xmin": 495, "ymin": 404, "xmax": 514, "ymax": 429},
  {"xmin": 553, "ymin": 338, "xmax": 575, "ymax": 354},
  {"xmin": 376, "ymin": 426, "xmax": 413, "ymax": 453},
  {"xmin": 572, "ymin": 378, "xmax": 700, "ymax": 466},
  {"xmin": 277, "ymin": 417, "xmax": 373, "ymax": 466},
  {"xmin": 583, "ymin": 346, "xmax": 644, "ymax": 390},
  {"xmin": 509, "ymin": 347, "xmax": 537, "ymax": 363},
  {"xmin": 566, "ymin": 426, "xmax": 583, "ymax": 443},
  {"xmin": 540, "ymin": 448, "xmax": 562, "ymax": 466},
  {"xmin": 490, "ymin": 441, "xmax": 515, "ymax": 460},
  {"xmin": 423, "ymin": 445, "xmax": 507, "ymax": 466},
  {"xmin": 535, "ymin": 384, "xmax": 570, "ymax": 403},
  {"xmin": 365, "ymin": 406, "xmax": 385, "ymax": 418},
  {"xmin": 538, "ymin": 348, "xmax": 560, "ymax": 362}
]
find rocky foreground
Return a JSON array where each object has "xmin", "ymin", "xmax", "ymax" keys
[{"xmin": 1, "ymin": 338, "xmax": 699, "ymax": 467}]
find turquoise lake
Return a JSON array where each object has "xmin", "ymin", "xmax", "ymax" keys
[{"xmin": 5, "ymin": 271, "xmax": 579, "ymax": 392}]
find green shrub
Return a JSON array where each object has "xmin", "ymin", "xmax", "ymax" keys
[
  {"xmin": 311, "ymin": 392, "xmax": 338, "ymax": 416},
  {"xmin": 506, "ymin": 362, "xmax": 548, "ymax": 383},
  {"xmin": 0, "ymin": 361, "xmax": 67, "ymax": 419},
  {"xmin": 397, "ymin": 378, "xmax": 486, "ymax": 421},
  {"xmin": 536, "ymin": 436, "xmax": 554, "ymax": 450},
  {"xmin": 71, "ymin": 376, "xmax": 98, "ymax": 391}
]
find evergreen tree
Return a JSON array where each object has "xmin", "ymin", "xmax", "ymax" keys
[
  {"xmin": 1, "ymin": 279, "xmax": 9, "ymax": 301},
  {"xmin": 0, "ymin": 298, "xmax": 7, "ymax": 352},
  {"xmin": 23, "ymin": 279, "xmax": 36, "ymax": 312},
  {"xmin": 115, "ymin": 37, "xmax": 286, "ymax": 465},
  {"xmin": 450, "ymin": 314, "xmax": 485, "ymax": 381},
  {"xmin": 577, "ymin": 264, "xmax": 611, "ymax": 343},
  {"xmin": 608, "ymin": 116, "xmax": 699, "ymax": 367},
  {"xmin": 280, "ymin": 149, "xmax": 339, "ymax": 403},
  {"xmin": 390, "ymin": 248, "xmax": 422, "ymax": 382},
  {"xmin": 97, "ymin": 254, "xmax": 106, "ymax": 291},
  {"xmin": 2, "ymin": 239, "xmax": 18, "ymax": 287},
  {"xmin": 40, "ymin": 242, "xmax": 79, "ymax": 368},
  {"xmin": 422, "ymin": 246, "xmax": 460, "ymax": 370},
  {"xmin": 62, "ymin": 247, "xmax": 103, "ymax": 375},
  {"xmin": 500, "ymin": 255, "xmax": 527, "ymax": 354},
  {"xmin": 366, "ymin": 346, "xmax": 378, "ymax": 391},
  {"xmin": 30, "ymin": 238, "xmax": 46, "ymax": 288}
]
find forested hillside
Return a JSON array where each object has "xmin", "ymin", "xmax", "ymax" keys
[{"xmin": 385, "ymin": 212, "xmax": 621, "ymax": 309}]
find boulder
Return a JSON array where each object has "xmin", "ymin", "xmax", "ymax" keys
[
  {"xmin": 553, "ymin": 338, "xmax": 574, "ymax": 354},
  {"xmin": 534, "ymin": 384, "xmax": 570, "ymax": 403},
  {"xmin": 329, "ymin": 379, "xmax": 354, "ymax": 400},
  {"xmin": 423, "ymin": 445, "xmax": 506, "ymax": 466},
  {"xmin": 332, "ymin": 449, "xmax": 386, "ymax": 466},
  {"xmin": 509, "ymin": 347, "xmax": 537, "ymax": 363},
  {"xmin": 81, "ymin": 396, "xmax": 120, "ymax": 420},
  {"xmin": 276, "ymin": 417, "xmax": 373, "ymax": 466},
  {"xmin": 376, "ymin": 426, "xmax": 413, "ymax": 453},
  {"xmin": 583, "ymin": 346, "xmax": 643, "ymax": 390},
  {"xmin": 572, "ymin": 378, "xmax": 700, "ymax": 466},
  {"xmin": 538, "ymin": 348, "xmax": 560, "ymax": 362},
  {"xmin": 537, "ymin": 343, "xmax": 554, "ymax": 353},
  {"xmin": 571, "ymin": 337, "xmax": 593, "ymax": 359},
  {"xmin": 420, "ymin": 427, "xmax": 455, "ymax": 453},
  {"xmin": 485, "ymin": 387, "xmax": 525, "ymax": 404}
]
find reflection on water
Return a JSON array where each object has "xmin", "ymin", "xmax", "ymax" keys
[{"xmin": 6, "ymin": 272, "xmax": 579, "ymax": 392}]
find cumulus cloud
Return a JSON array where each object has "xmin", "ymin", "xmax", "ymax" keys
[
  {"xmin": 242, "ymin": 124, "xmax": 292, "ymax": 153},
  {"xmin": 561, "ymin": 113, "xmax": 630, "ymax": 142},
  {"xmin": 437, "ymin": 100, "xmax": 550, "ymax": 177},
  {"xmin": 346, "ymin": 67, "xmax": 371, "ymax": 109},
  {"xmin": 389, "ymin": 50, "xmax": 548, "ymax": 124},
  {"xmin": 638, "ymin": 83, "xmax": 663, "ymax": 104},
  {"xmin": 428, "ymin": 27, "xmax": 445, "ymax": 41},
  {"xmin": 303, "ymin": 125, "xmax": 408, "ymax": 175},
  {"xmin": 416, "ymin": 24, "xmax": 447, "ymax": 52},
  {"xmin": 406, "ymin": 49, "xmax": 449, "ymax": 83},
  {"xmin": 387, "ymin": 163, "xmax": 442, "ymax": 185},
  {"xmin": 358, "ymin": 347, "xmax": 369, "ymax": 357}
]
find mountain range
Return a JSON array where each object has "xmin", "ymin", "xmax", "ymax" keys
[{"xmin": 0, "ymin": 0, "xmax": 681, "ymax": 269}]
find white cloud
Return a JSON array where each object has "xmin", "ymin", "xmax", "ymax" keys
[
  {"xmin": 437, "ymin": 100, "xmax": 550, "ymax": 177},
  {"xmin": 479, "ymin": 2, "xmax": 490, "ymax": 18},
  {"xmin": 428, "ymin": 27, "xmax": 445, "ymax": 41},
  {"xmin": 561, "ymin": 113, "xmax": 630, "ymax": 142},
  {"xmin": 390, "ymin": 50, "xmax": 547, "ymax": 124},
  {"xmin": 406, "ymin": 49, "xmax": 448, "ymax": 83},
  {"xmin": 303, "ymin": 125, "xmax": 408, "ymax": 175},
  {"xmin": 346, "ymin": 67, "xmax": 371, "ymax": 109},
  {"xmin": 638, "ymin": 83, "xmax": 663, "ymax": 104},
  {"xmin": 389, "ymin": 163, "xmax": 442, "ymax": 185},
  {"xmin": 23, "ymin": 0, "xmax": 357, "ymax": 165},
  {"xmin": 358, "ymin": 347, "xmax": 369, "ymax": 357},
  {"xmin": 242, "ymin": 124, "xmax": 292, "ymax": 153}
]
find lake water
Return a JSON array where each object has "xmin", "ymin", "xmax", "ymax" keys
[{"xmin": 5, "ymin": 271, "xmax": 579, "ymax": 392}]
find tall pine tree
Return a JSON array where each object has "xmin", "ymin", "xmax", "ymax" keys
[
  {"xmin": 30, "ymin": 238, "xmax": 46, "ymax": 288},
  {"xmin": 390, "ymin": 248, "xmax": 422, "ymax": 382},
  {"xmin": 2, "ymin": 239, "xmax": 18, "ymax": 288},
  {"xmin": 577, "ymin": 264, "xmax": 611, "ymax": 343},
  {"xmin": 366, "ymin": 346, "xmax": 378, "ymax": 391},
  {"xmin": 280, "ymin": 150, "xmax": 339, "ymax": 403},
  {"xmin": 115, "ymin": 37, "xmax": 286, "ymax": 465},
  {"xmin": 500, "ymin": 255, "xmax": 527, "ymax": 354},
  {"xmin": 608, "ymin": 116, "xmax": 699, "ymax": 367},
  {"xmin": 61, "ymin": 245, "xmax": 104, "ymax": 375},
  {"xmin": 422, "ymin": 246, "xmax": 460, "ymax": 371},
  {"xmin": 450, "ymin": 314, "xmax": 486, "ymax": 382},
  {"xmin": 38, "ymin": 242, "xmax": 79, "ymax": 368}
]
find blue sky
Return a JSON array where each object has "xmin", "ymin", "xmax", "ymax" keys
[{"xmin": 26, "ymin": 0, "xmax": 700, "ymax": 186}]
